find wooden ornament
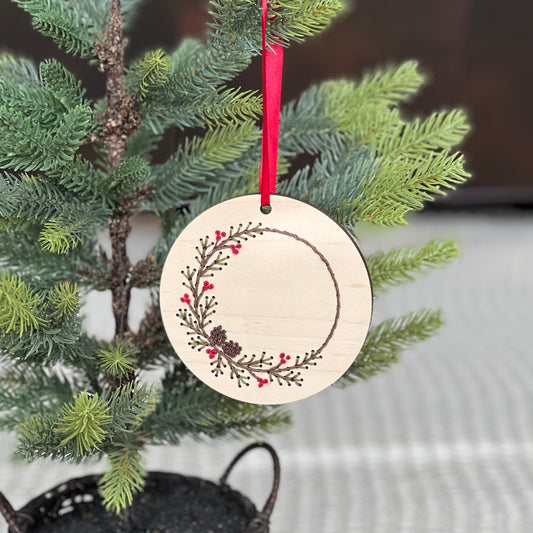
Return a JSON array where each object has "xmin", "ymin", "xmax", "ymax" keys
[{"xmin": 160, "ymin": 195, "xmax": 372, "ymax": 404}]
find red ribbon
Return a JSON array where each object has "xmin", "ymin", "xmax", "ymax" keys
[{"xmin": 259, "ymin": 0, "xmax": 284, "ymax": 209}]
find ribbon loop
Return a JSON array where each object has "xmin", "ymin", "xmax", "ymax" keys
[{"xmin": 259, "ymin": 0, "xmax": 284, "ymax": 209}]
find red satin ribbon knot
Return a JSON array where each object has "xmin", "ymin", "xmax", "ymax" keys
[{"xmin": 259, "ymin": 0, "xmax": 284, "ymax": 209}]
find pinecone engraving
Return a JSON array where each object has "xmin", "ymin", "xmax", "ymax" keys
[
  {"xmin": 221, "ymin": 340, "xmax": 242, "ymax": 358},
  {"xmin": 209, "ymin": 325, "xmax": 227, "ymax": 345}
]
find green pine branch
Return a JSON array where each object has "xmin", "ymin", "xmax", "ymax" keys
[
  {"xmin": 0, "ymin": 272, "xmax": 42, "ymax": 337},
  {"xmin": 325, "ymin": 61, "xmax": 426, "ymax": 131},
  {"xmin": 98, "ymin": 441, "xmax": 147, "ymax": 514},
  {"xmin": 353, "ymin": 150, "xmax": 470, "ymax": 225},
  {"xmin": 39, "ymin": 219, "xmax": 84, "ymax": 254},
  {"xmin": 125, "ymin": 128, "xmax": 162, "ymax": 161},
  {"xmin": 12, "ymin": 0, "xmax": 96, "ymax": 58},
  {"xmin": 280, "ymin": 84, "xmax": 339, "ymax": 157},
  {"xmin": 153, "ymin": 121, "xmax": 260, "ymax": 211},
  {"xmin": 372, "ymin": 109, "xmax": 470, "ymax": 158},
  {"xmin": 106, "ymin": 382, "xmax": 160, "ymax": 437},
  {"xmin": 0, "ymin": 173, "xmax": 110, "ymax": 252},
  {"xmin": 143, "ymin": 0, "xmax": 342, "ymax": 133},
  {"xmin": 97, "ymin": 339, "xmax": 138, "ymax": 378},
  {"xmin": 143, "ymin": 83, "xmax": 261, "ymax": 133},
  {"xmin": 46, "ymin": 156, "xmax": 108, "ymax": 199},
  {"xmin": 39, "ymin": 59, "xmax": 86, "ymax": 109},
  {"xmin": 209, "ymin": 0, "xmax": 342, "ymax": 49},
  {"xmin": 55, "ymin": 391, "xmax": 111, "ymax": 455},
  {"xmin": 98, "ymin": 379, "xmax": 160, "ymax": 514},
  {"xmin": 367, "ymin": 240, "xmax": 460, "ymax": 292},
  {"xmin": 127, "ymin": 49, "xmax": 172, "ymax": 101},
  {"xmin": 0, "ymin": 364, "xmax": 73, "ymax": 431},
  {"xmin": 0, "ymin": 54, "xmax": 40, "ymax": 86},
  {"xmin": 138, "ymin": 36, "xmax": 254, "ymax": 132},
  {"xmin": 0, "ymin": 308, "xmax": 97, "ymax": 366},
  {"xmin": 277, "ymin": 60, "xmax": 470, "ymax": 227},
  {"xmin": 0, "ymin": 76, "xmax": 70, "ymax": 130},
  {"xmin": 15, "ymin": 387, "xmax": 109, "ymax": 462},
  {"xmin": 338, "ymin": 309, "xmax": 443, "ymax": 385},
  {"xmin": 173, "ymin": 37, "xmax": 251, "ymax": 86},
  {"xmin": 1, "ymin": 174, "xmax": 90, "ymax": 221},
  {"xmin": 0, "ymin": 105, "xmax": 93, "ymax": 173},
  {"xmin": 0, "ymin": 224, "xmax": 96, "ymax": 287},
  {"xmin": 144, "ymin": 369, "xmax": 291, "ymax": 444},
  {"xmin": 279, "ymin": 134, "xmax": 376, "ymax": 223},
  {"xmin": 16, "ymin": 414, "xmax": 78, "ymax": 461},
  {"xmin": 103, "ymin": 156, "xmax": 150, "ymax": 198},
  {"xmin": 48, "ymin": 281, "xmax": 80, "ymax": 318},
  {"xmin": 268, "ymin": 0, "xmax": 343, "ymax": 44}
]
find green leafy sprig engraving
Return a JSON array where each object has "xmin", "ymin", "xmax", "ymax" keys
[{"xmin": 176, "ymin": 223, "xmax": 338, "ymax": 388}]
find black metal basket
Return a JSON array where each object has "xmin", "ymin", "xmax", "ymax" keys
[{"xmin": 0, "ymin": 443, "xmax": 280, "ymax": 533}]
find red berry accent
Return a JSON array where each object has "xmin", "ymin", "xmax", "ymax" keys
[
  {"xmin": 180, "ymin": 294, "xmax": 191, "ymax": 303},
  {"xmin": 236, "ymin": 243, "xmax": 242, "ymax": 249},
  {"xmin": 206, "ymin": 348, "xmax": 218, "ymax": 359},
  {"xmin": 202, "ymin": 281, "xmax": 215, "ymax": 292},
  {"xmin": 221, "ymin": 232, "xmax": 227, "ymax": 237},
  {"xmin": 279, "ymin": 352, "xmax": 291, "ymax": 365}
]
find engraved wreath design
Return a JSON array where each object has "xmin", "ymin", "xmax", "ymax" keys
[{"xmin": 176, "ymin": 222, "xmax": 341, "ymax": 388}]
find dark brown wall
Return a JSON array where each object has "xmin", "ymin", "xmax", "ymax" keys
[{"xmin": 1, "ymin": 0, "xmax": 532, "ymax": 201}]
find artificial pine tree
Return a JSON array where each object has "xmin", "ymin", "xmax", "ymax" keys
[{"xmin": 0, "ymin": 0, "xmax": 470, "ymax": 519}]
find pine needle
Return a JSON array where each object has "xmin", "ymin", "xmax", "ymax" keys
[
  {"xmin": 98, "ymin": 443, "xmax": 147, "ymax": 514},
  {"xmin": 55, "ymin": 392, "xmax": 111, "ymax": 455},
  {"xmin": 0, "ymin": 272, "xmax": 42, "ymax": 337},
  {"xmin": 367, "ymin": 240, "xmax": 460, "ymax": 292},
  {"xmin": 338, "ymin": 309, "xmax": 443, "ymax": 385},
  {"xmin": 48, "ymin": 281, "xmax": 80, "ymax": 318},
  {"xmin": 97, "ymin": 339, "xmax": 138, "ymax": 378},
  {"xmin": 128, "ymin": 49, "xmax": 171, "ymax": 101}
]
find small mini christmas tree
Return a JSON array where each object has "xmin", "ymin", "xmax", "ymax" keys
[{"xmin": 0, "ymin": 0, "xmax": 469, "ymax": 516}]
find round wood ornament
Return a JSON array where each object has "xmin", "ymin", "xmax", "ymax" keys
[{"xmin": 160, "ymin": 195, "xmax": 372, "ymax": 404}]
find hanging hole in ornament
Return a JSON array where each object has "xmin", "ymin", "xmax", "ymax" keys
[{"xmin": 260, "ymin": 204, "xmax": 272, "ymax": 215}]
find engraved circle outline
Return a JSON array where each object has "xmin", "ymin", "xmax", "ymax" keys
[{"xmin": 177, "ymin": 224, "xmax": 341, "ymax": 387}]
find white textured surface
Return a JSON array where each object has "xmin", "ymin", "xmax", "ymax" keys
[{"xmin": 1, "ymin": 210, "xmax": 532, "ymax": 532}]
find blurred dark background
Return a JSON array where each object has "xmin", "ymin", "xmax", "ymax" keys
[{"xmin": 1, "ymin": 0, "xmax": 532, "ymax": 206}]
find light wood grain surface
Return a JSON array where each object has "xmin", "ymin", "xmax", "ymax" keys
[{"xmin": 160, "ymin": 195, "xmax": 372, "ymax": 404}]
